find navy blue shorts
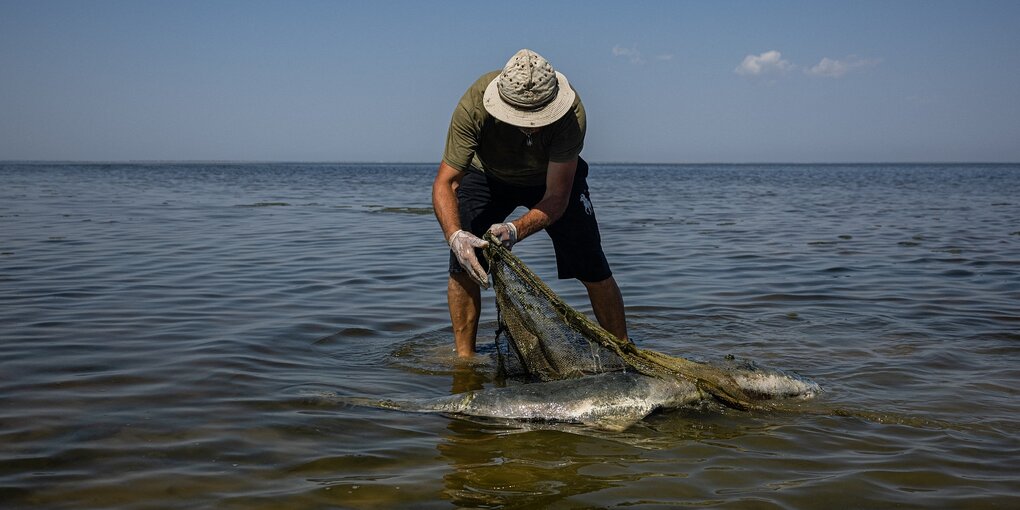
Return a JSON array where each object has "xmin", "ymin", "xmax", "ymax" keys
[{"xmin": 448, "ymin": 157, "xmax": 612, "ymax": 282}]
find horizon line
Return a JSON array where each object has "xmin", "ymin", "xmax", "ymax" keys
[{"xmin": 2, "ymin": 159, "xmax": 1018, "ymax": 166}]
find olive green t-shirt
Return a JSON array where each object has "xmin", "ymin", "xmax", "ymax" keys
[{"xmin": 442, "ymin": 71, "xmax": 586, "ymax": 187}]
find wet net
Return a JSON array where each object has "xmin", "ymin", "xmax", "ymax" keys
[{"xmin": 484, "ymin": 235, "xmax": 761, "ymax": 411}]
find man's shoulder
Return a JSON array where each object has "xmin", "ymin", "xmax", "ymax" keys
[
  {"xmin": 464, "ymin": 70, "xmax": 500, "ymax": 98},
  {"xmin": 451, "ymin": 71, "xmax": 499, "ymax": 126}
]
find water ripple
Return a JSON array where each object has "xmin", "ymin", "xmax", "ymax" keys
[{"xmin": 1, "ymin": 163, "xmax": 1018, "ymax": 508}]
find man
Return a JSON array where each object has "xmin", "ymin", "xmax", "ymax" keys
[{"xmin": 432, "ymin": 48, "xmax": 628, "ymax": 357}]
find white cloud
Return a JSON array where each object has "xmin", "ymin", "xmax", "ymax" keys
[
  {"xmin": 806, "ymin": 55, "xmax": 880, "ymax": 78},
  {"xmin": 612, "ymin": 45, "xmax": 644, "ymax": 64},
  {"xmin": 734, "ymin": 50, "xmax": 793, "ymax": 76}
]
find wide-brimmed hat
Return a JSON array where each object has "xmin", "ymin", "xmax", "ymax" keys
[{"xmin": 483, "ymin": 49, "xmax": 576, "ymax": 127}]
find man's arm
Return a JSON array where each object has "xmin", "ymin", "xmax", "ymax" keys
[
  {"xmin": 433, "ymin": 161, "xmax": 489, "ymax": 287},
  {"xmin": 508, "ymin": 158, "xmax": 578, "ymax": 241},
  {"xmin": 432, "ymin": 161, "xmax": 466, "ymax": 240}
]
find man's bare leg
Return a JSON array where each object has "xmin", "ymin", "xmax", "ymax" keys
[
  {"xmin": 582, "ymin": 275, "xmax": 629, "ymax": 342},
  {"xmin": 448, "ymin": 271, "xmax": 481, "ymax": 357}
]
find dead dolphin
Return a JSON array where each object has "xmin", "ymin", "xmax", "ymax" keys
[{"xmin": 340, "ymin": 365, "xmax": 819, "ymax": 431}]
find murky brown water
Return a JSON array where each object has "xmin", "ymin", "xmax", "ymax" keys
[{"xmin": 2, "ymin": 163, "xmax": 1017, "ymax": 508}]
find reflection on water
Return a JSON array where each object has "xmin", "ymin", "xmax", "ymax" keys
[
  {"xmin": 440, "ymin": 419, "xmax": 639, "ymax": 508},
  {"xmin": 1, "ymin": 163, "xmax": 1018, "ymax": 508}
]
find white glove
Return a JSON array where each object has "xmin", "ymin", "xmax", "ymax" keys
[
  {"xmin": 448, "ymin": 230, "xmax": 490, "ymax": 288},
  {"xmin": 487, "ymin": 222, "xmax": 518, "ymax": 249}
]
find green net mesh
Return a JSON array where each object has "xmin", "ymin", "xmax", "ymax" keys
[{"xmin": 483, "ymin": 235, "xmax": 761, "ymax": 411}]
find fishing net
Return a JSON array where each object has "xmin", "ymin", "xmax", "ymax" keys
[
  {"xmin": 482, "ymin": 236, "xmax": 962, "ymax": 428},
  {"xmin": 483, "ymin": 235, "xmax": 760, "ymax": 411}
]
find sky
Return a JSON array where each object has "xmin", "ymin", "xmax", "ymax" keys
[{"xmin": 1, "ymin": 0, "xmax": 1018, "ymax": 163}]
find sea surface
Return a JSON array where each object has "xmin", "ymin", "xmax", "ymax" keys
[{"xmin": 1, "ymin": 162, "xmax": 1018, "ymax": 509}]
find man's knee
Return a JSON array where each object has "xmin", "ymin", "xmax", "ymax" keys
[
  {"xmin": 449, "ymin": 270, "xmax": 482, "ymax": 293},
  {"xmin": 581, "ymin": 275, "xmax": 617, "ymax": 290}
]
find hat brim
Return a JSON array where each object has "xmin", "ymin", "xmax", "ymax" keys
[{"xmin": 482, "ymin": 71, "xmax": 576, "ymax": 128}]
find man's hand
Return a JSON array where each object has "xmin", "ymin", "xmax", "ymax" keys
[
  {"xmin": 448, "ymin": 230, "xmax": 490, "ymax": 288},
  {"xmin": 487, "ymin": 222, "xmax": 518, "ymax": 249}
]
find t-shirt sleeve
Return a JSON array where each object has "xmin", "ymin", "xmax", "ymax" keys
[
  {"xmin": 441, "ymin": 101, "xmax": 477, "ymax": 172},
  {"xmin": 442, "ymin": 74, "xmax": 496, "ymax": 172}
]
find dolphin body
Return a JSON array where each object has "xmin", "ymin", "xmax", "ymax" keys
[{"xmin": 343, "ymin": 364, "xmax": 819, "ymax": 431}]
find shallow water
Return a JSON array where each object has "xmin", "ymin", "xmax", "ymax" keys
[{"xmin": 1, "ymin": 162, "xmax": 1018, "ymax": 508}]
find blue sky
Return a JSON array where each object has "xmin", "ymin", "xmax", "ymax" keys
[{"xmin": 1, "ymin": 0, "xmax": 1018, "ymax": 163}]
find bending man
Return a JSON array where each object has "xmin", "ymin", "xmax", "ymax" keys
[{"xmin": 432, "ymin": 48, "xmax": 628, "ymax": 357}]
